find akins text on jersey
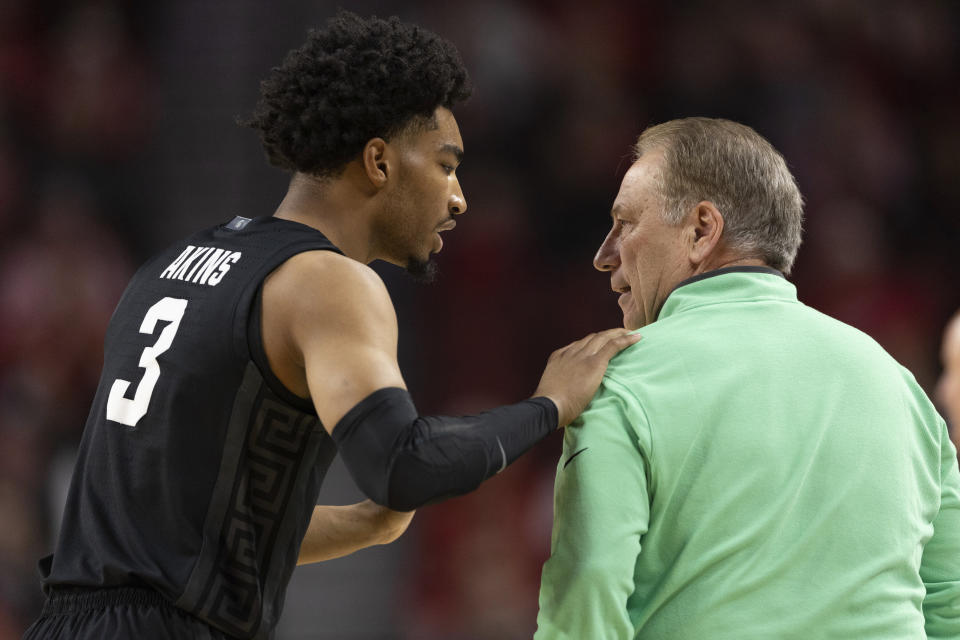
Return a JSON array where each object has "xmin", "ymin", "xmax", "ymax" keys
[{"xmin": 160, "ymin": 245, "xmax": 242, "ymax": 286}]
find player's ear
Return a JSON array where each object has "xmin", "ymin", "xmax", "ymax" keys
[
  {"xmin": 362, "ymin": 138, "xmax": 389, "ymax": 188},
  {"xmin": 688, "ymin": 201, "xmax": 724, "ymax": 265}
]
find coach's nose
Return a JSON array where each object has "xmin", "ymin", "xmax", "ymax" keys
[{"xmin": 594, "ymin": 227, "xmax": 620, "ymax": 272}]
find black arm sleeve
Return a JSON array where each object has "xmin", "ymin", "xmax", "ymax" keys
[{"xmin": 330, "ymin": 387, "xmax": 558, "ymax": 511}]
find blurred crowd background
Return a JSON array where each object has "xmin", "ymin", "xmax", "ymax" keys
[{"xmin": 1, "ymin": 0, "xmax": 958, "ymax": 638}]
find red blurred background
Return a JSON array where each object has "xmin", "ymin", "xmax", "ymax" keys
[{"xmin": 1, "ymin": 1, "xmax": 958, "ymax": 638}]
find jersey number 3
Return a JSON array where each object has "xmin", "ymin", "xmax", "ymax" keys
[{"xmin": 106, "ymin": 297, "xmax": 189, "ymax": 427}]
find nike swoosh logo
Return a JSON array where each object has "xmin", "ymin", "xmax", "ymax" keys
[
  {"xmin": 495, "ymin": 437, "xmax": 507, "ymax": 474},
  {"xmin": 563, "ymin": 447, "xmax": 589, "ymax": 469}
]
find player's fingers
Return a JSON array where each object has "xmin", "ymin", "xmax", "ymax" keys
[
  {"xmin": 578, "ymin": 328, "xmax": 635, "ymax": 355},
  {"xmin": 594, "ymin": 331, "xmax": 642, "ymax": 360},
  {"xmin": 553, "ymin": 328, "xmax": 633, "ymax": 360},
  {"xmin": 554, "ymin": 331, "xmax": 599, "ymax": 356}
]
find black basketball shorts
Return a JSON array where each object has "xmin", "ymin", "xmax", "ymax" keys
[{"xmin": 23, "ymin": 586, "xmax": 235, "ymax": 640}]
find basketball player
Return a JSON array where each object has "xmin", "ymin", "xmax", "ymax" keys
[{"xmin": 24, "ymin": 12, "xmax": 639, "ymax": 640}]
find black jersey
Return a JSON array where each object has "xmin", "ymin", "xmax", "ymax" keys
[{"xmin": 42, "ymin": 216, "xmax": 343, "ymax": 639}]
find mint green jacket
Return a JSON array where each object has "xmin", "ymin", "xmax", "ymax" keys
[{"xmin": 536, "ymin": 268, "xmax": 960, "ymax": 639}]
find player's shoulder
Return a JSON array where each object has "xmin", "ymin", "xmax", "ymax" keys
[
  {"xmin": 267, "ymin": 249, "xmax": 393, "ymax": 321},
  {"xmin": 284, "ymin": 249, "xmax": 385, "ymax": 291}
]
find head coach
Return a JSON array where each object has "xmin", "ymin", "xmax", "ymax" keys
[{"xmin": 536, "ymin": 117, "xmax": 960, "ymax": 639}]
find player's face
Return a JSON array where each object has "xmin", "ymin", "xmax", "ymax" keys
[
  {"xmin": 376, "ymin": 106, "xmax": 466, "ymax": 280},
  {"xmin": 593, "ymin": 151, "xmax": 693, "ymax": 330},
  {"xmin": 937, "ymin": 317, "xmax": 960, "ymax": 434}
]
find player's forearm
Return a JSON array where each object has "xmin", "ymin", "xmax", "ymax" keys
[
  {"xmin": 332, "ymin": 388, "xmax": 559, "ymax": 511},
  {"xmin": 296, "ymin": 501, "xmax": 414, "ymax": 565}
]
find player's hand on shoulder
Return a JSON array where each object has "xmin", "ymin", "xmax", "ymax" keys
[{"xmin": 533, "ymin": 328, "xmax": 641, "ymax": 428}]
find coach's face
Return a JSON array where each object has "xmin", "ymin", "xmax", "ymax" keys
[
  {"xmin": 375, "ymin": 106, "xmax": 466, "ymax": 278},
  {"xmin": 594, "ymin": 150, "xmax": 694, "ymax": 330}
]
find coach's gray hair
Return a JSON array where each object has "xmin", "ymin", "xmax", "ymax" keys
[{"xmin": 634, "ymin": 118, "xmax": 804, "ymax": 274}]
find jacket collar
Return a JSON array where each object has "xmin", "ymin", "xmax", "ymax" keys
[{"xmin": 656, "ymin": 266, "xmax": 796, "ymax": 322}]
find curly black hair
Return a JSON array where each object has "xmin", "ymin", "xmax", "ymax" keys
[{"xmin": 243, "ymin": 11, "xmax": 472, "ymax": 177}]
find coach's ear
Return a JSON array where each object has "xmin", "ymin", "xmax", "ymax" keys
[
  {"xmin": 688, "ymin": 201, "xmax": 724, "ymax": 267},
  {"xmin": 362, "ymin": 138, "xmax": 390, "ymax": 188}
]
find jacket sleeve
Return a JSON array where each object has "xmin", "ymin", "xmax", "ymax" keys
[
  {"xmin": 920, "ymin": 417, "xmax": 960, "ymax": 639},
  {"xmin": 535, "ymin": 377, "xmax": 652, "ymax": 640}
]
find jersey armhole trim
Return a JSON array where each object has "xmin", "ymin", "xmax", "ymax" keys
[
  {"xmin": 247, "ymin": 285, "xmax": 317, "ymax": 415},
  {"xmin": 230, "ymin": 234, "xmax": 344, "ymax": 418}
]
